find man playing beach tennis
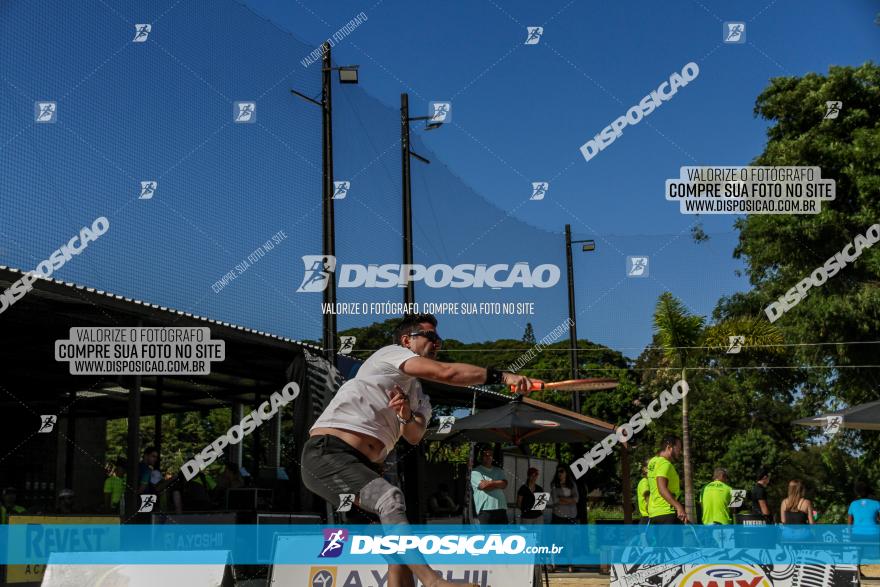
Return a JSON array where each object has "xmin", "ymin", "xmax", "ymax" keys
[{"xmin": 301, "ymin": 313, "xmax": 540, "ymax": 587}]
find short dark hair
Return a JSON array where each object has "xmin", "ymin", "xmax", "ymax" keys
[
  {"xmin": 659, "ymin": 435, "xmax": 680, "ymax": 451},
  {"xmin": 143, "ymin": 446, "xmax": 158, "ymax": 456},
  {"xmin": 393, "ymin": 313, "xmax": 438, "ymax": 345},
  {"xmin": 855, "ymin": 481, "xmax": 870, "ymax": 498},
  {"xmin": 756, "ymin": 468, "xmax": 770, "ymax": 481}
]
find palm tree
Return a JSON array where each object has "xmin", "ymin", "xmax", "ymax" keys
[
  {"xmin": 652, "ymin": 292, "xmax": 704, "ymax": 522},
  {"xmin": 653, "ymin": 295, "xmax": 786, "ymax": 522}
]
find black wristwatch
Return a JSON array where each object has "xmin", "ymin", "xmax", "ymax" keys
[{"xmin": 485, "ymin": 366, "xmax": 505, "ymax": 385}]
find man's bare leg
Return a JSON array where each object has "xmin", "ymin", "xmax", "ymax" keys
[
  {"xmin": 390, "ymin": 563, "xmax": 477, "ymax": 587},
  {"xmin": 359, "ymin": 481, "xmax": 477, "ymax": 587},
  {"xmin": 387, "ymin": 564, "xmax": 416, "ymax": 587}
]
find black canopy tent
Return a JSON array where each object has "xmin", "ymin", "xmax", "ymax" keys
[
  {"xmin": 428, "ymin": 395, "xmax": 614, "ymax": 444},
  {"xmin": 793, "ymin": 398, "xmax": 880, "ymax": 431}
]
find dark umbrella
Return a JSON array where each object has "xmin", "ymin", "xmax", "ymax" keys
[
  {"xmin": 428, "ymin": 395, "xmax": 614, "ymax": 444},
  {"xmin": 794, "ymin": 398, "xmax": 880, "ymax": 431}
]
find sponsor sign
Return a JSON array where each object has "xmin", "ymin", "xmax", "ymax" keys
[{"xmin": 6, "ymin": 516, "xmax": 120, "ymax": 583}]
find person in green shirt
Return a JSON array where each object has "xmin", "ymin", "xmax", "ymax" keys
[
  {"xmin": 103, "ymin": 460, "xmax": 126, "ymax": 515},
  {"xmin": 701, "ymin": 468, "xmax": 733, "ymax": 525},
  {"xmin": 1, "ymin": 487, "xmax": 27, "ymax": 524},
  {"xmin": 637, "ymin": 460, "xmax": 651, "ymax": 524},
  {"xmin": 647, "ymin": 435, "xmax": 687, "ymax": 524}
]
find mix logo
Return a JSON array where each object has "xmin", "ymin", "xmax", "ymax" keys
[
  {"xmin": 234, "ymin": 101, "xmax": 256, "ymax": 123},
  {"xmin": 38, "ymin": 415, "xmax": 57, "ymax": 433},
  {"xmin": 437, "ymin": 416, "xmax": 456, "ymax": 434},
  {"xmin": 680, "ymin": 565, "xmax": 770, "ymax": 587},
  {"xmin": 319, "ymin": 529, "xmax": 348, "ymax": 558},
  {"xmin": 524, "ymin": 26, "xmax": 543, "ymax": 45},
  {"xmin": 723, "ymin": 22, "xmax": 746, "ymax": 43},
  {"xmin": 337, "ymin": 494, "xmax": 355, "ymax": 512},
  {"xmin": 824, "ymin": 101, "xmax": 842, "ymax": 120},
  {"xmin": 530, "ymin": 182, "xmax": 549, "ymax": 201},
  {"xmin": 627, "ymin": 256, "xmax": 649, "ymax": 278},
  {"xmin": 726, "ymin": 335, "xmax": 744, "ymax": 354},
  {"xmin": 333, "ymin": 181, "xmax": 351, "ymax": 200},
  {"xmin": 338, "ymin": 336, "xmax": 356, "ymax": 355},
  {"xmin": 138, "ymin": 494, "xmax": 157, "ymax": 513},
  {"xmin": 35, "ymin": 101, "xmax": 57, "ymax": 123},
  {"xmin": 133, "ymin": 24, "xmax": 151, "ymax": 42},
  {"xmin": 310, "ymin": 567, "xmax": 337, "ymax": 587},
  {"xmin": 140, "ymin": 181, "xmax": 157, "ymax": 200},
  {"xmin": 531, "ymin": 492, "xmax": 550, "ymax": 511},
  {"xmin": 430, "ymin": 101, "xmax": 451, "ymax": 124}
]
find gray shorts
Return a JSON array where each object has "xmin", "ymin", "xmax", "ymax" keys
[{"xmin": 301, "ymin": 434, "xmax": 384, "ymax": 509}]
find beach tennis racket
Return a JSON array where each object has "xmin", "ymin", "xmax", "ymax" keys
[{"xmin": 509, "ymin": 378, "xmax": 619, "ymax": 393}]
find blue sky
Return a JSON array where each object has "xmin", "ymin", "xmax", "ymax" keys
[
  {"xmin": 239, "ymin": 0, "xmax": 879, "ymax": 354},
  {"xmin": 2, "ymin": 0, "xmax": 877, "ymax": 358}
]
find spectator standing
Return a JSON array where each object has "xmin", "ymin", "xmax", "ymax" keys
[
  {"xmin": 550, "ymin": 466, "xmax": 578, "ymax": 573},
  {"xmin": 0, "ymin": 487, "xmax": 26, "ymax": 523},
  {"xmin": 137, "ymin": 446, "xmax": 159, "ymax": 496},
  {"xmin": 517, "ymin": 468, "xmax": 545, "ymax": 524},
  {"xmin": 103, "ymin": 459, "xmax": 126, "ymax": 515},
  {"xmin": 471, "ymin": 446, "xmax": 509, "ymax": 524},
  {"xmin": 750, "ymin": 469, "xmax": 772, "ymax": 522},
  {"xmin": 848, "ymin": 481, "xmax": 880, "ymax": 535},
  {"xmin": 647, "ymin": 436, "xmax": 686, "ymax": 524},
  {"xmin": 700, "ymin": 468, "xmax": 733, "ymax": 525},
  {"xmin": 550, "ymin": 466, "xmax": 579, "ymax": 524},
  {"xmin": 848, "ymin": 481, "xmax": 880, "ymax": 576},
  {"xmin": 780, "ymin": 479, "xmax": 813, "ymax": 524}
]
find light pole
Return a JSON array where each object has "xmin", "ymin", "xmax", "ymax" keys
[
  {"xmin": 291, "ymin": 44, "xmax": 359, "ymax": 362},
  {"xmin": 400, "ymin": 93, "xmax": 443, "ymax": 306},
  {"xmin": 564, "ymin": 224, "xmax": 595, "ymax": 413}
]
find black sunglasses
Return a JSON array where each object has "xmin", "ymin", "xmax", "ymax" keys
[{"xmin": 409, "ymin": 330, "xmax": 442, "ymax": 344}]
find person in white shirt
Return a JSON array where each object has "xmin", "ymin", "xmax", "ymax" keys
[{"xmin": 302, "ymin": 313, "xmax": 540, "ymax": 587}]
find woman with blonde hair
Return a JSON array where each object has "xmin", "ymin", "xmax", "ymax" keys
[{"xmin": 780, "ymin": 479, "xmax": 814, "ymax": 525}]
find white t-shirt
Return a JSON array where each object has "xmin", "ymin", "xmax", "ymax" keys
[{"xmin": 311, "ymin": 345, "xmax": 433, "ymax": 459}]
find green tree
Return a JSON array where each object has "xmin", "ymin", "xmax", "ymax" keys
[
  {"xmin": 652, "ymin": 292, "xmax": 705, "ymax": 522},
  {"xmin": 721, "ymin": 429, "xmax": 783, "ymax": 489},
  {"xmin": 522, "ymin": 323, "xmax": 536, "ymax": 344},
  {"xmin": 730, "ymin": 61, "xmax": 880, "ymax": 485}
]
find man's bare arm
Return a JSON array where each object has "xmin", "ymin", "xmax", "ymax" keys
[
  {"xmin": 400, "ymin": 357, "xmax": 488, "ymax": 386},
  {"xmin": 400, "ymin": 412, "xmax": 427, "ymax": 444},
  {"xmin": 401, "ymin": 356, "xmax": 539, "ymax": 392}
]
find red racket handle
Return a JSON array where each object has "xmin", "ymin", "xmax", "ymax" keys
[{"xmin": 509, "ymin": 381, "xmax": 545, "ymax": 392}]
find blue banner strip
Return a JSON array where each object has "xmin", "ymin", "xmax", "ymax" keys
[{"xmin": 2, "ymin": 524, "xmax": 877, "ymax": 565}]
